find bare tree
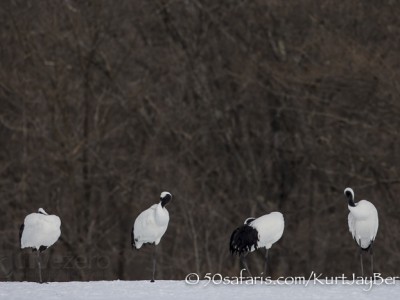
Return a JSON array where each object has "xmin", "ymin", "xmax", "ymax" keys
[{"xmin": 1, "ymin": 0, "xmax": 400, "ymax": 281}]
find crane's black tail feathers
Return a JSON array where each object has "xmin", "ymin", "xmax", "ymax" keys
[
  {"xmin": 131, "ymin": 226, "xmax": 135, "ymax": 250},
  {"xmin": 19, "ymin": 224, "xmax": 24, "ymax": 248},
  {"xmin": 229, "ymin": 225, "xmax": 259, "ymax": 256}
]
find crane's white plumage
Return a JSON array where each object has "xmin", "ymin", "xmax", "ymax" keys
[
  {"xmin": 131, "ymin": 191, "xmax": 172, "ymax": 282},
  {"xmin": 133, "ymin": 202, "xmax": 169, "ymax": 249},
  {"xmin": 20, "ymin": 208, "xmax": 61, "ymax": 251},
  {"xmin": 348, "ymin": 200, "xmax": 378, "ymax": 249},
  {"xmin": 230, "ymin": 211, "xmax": 284, "ymax": 276},
  {"xmin": 345, "ymin": 188, "xmax": 378, "ymax": 249},
  {"xmin": 250, "ymin": 212, "xmax": 285, "ymax": 250}
]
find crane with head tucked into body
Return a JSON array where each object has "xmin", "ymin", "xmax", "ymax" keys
[{"xmin": 344, "ymin": 187, "xmax": 378, "ymax": 277}]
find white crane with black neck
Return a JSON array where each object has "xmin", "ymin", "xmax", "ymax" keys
[
  {"xmin": 344, "ymin": 187, "xmax": 378, "ymax": 277},
  {"xmin": 132, "ymin": 191, "xmax": 172, "ymax": 282}
]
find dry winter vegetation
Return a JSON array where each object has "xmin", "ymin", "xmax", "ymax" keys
[{"xmin": 1, "ymin": 0, "xmax": 400, "ymax": 282}]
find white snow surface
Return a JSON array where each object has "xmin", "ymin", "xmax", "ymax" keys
[{"xmin": 1, "ymin": 280, "xmax": 400, "ymax": 300}]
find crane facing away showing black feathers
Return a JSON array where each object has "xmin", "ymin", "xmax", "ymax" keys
[
  {"xmin": 230, "ymin": 224, "xmax": 259, "ymax": 256},
  {"xmin": 230, "ymin": 212, "xmax": 284, "ymax": 277}
]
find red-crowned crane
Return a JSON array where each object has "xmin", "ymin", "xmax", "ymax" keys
[
  {"xmin": 344, "ymin": 187, "xmax": 378, "ymax": 277},
  {"xmin": 230, "ymin": 212, "xmax": 284, "ymax": 277},
  {"xmin": 132, "ymin": 191, "xmax": 172, "ymax": 282},
  {"xmin": 20, "ymin": 208, "xmax": 61, "ymax": 283}
]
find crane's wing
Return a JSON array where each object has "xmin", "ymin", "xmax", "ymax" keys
[
  {"xmin": 348, "ymin": 213, "xmax": 356, "ymax": 239},
  {"xmin": 133, "ymin": 205, "xmax": 158, "ymax": 242},
  {"xmin": 371, "ymin": 210, "xmax": 379, "ymax": 241}
]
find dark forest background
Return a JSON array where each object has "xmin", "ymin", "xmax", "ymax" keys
[{"xmin": 1, "ymin": 0, "xmax": 400, "ymax": 282}]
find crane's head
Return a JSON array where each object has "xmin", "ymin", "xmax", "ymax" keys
[
  {"xmin": 160, "ymin": 191, "xmax": 172, "ymax": 207},
  {"xmin": 344, "ymin": 187, "xmax": 355, "ymax": 207},
  {"xmin": 38, "ymin": 208, "xmax": 48, "ymax": 215},
  {"xmin": 244, "ymin": 217, "xmax": 256, "ymax": 225}
]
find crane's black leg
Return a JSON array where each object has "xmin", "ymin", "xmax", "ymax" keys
[
  {"xmin": 263, "ymin": 248, "xmax": 269, "ymax": 277},
  {"xmin": 359, "ymin": 240, "xmax": 364, "ymax": 278},
  {"xmin": 240, "ymin": 253, "xmax": 252, "ymax": 277},
  {"xmin": 370, "ymin": 242, "xmax": 374, "ymax": 275},
  {"xmin": 151, "ymin": 244, "xmax": 157, "ymax": 283},
  {"xmin": 37, "ymin": 251, "xmax": 43, "ymax": 284}
]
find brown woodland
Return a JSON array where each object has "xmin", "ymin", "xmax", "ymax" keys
[{"xmin": 1, "ymin": 0, "xmax": 400, "ymax": 281}]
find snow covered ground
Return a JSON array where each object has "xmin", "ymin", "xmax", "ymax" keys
[{"xmin": 1, "ymin": 279, "xmax": 400, "ymax": 300}]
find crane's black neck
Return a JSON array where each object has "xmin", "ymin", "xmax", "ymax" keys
[
  {"xmin": 345, "ymin": 191, "xmax": 355, "ymax": 207},
  {"xmin": 161, "ymin": 194, "xmax": 171, "ymax": 207}
]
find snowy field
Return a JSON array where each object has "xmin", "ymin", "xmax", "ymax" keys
[{"xmin": 1, "ymin": 280, "xmax": 400, "ymax": 300}]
